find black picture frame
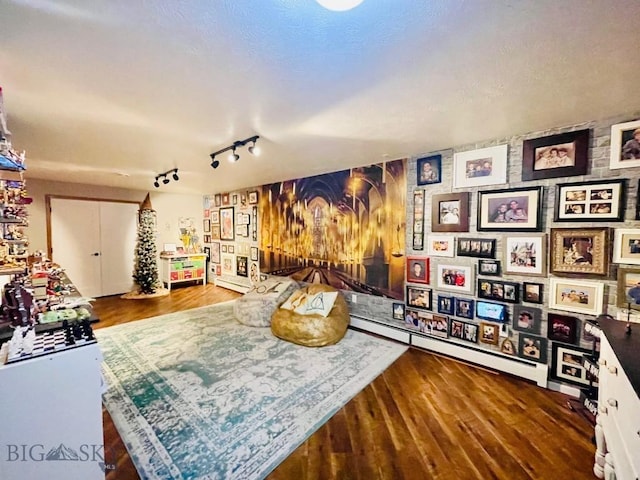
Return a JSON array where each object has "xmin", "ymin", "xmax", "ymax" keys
[
  {"xmin": 449, "ymin": 319, "xmax": 478, "ymax": 343},
  {"xmin": 512, "ymin": 305, "xmax": 542, "ymax": 335},
  {"xmin": 236, "ymin": 255, "xmax": 248, "ymax": 277},
  {"xmin": 551, "ymin": 343, "xmax": 595, "ymax": 387},
  {"xmin": 456, "ymin": 238, "xmax": 496, "ymax": 258},
  {"xmin": 431, "ymin": 192, "xmax": 470, "ymax": 233},
  {"xmin": 554, "ymin": 179, "xmax": 625, "ymax": 222},
  {"xmin": 437, "ymin": 294, "xmax": 455, "ymax": 315},
  {"xmin": 521, "ymin": 129, "xmax": 590, "ymax": 181},
  {"xmin": 406, "ymin": 285, "xmax": 432, "ymax": 311},
  {"xmin": 477, "ymin": 186, "xmax": 544, "ymax": 232},
  {"xmin": 518, "ymin": 335, "xmax": 548, "ymax": 364},
  {"xmin": 477, "ymin": 279, "xmax": 520, "ymax": 304},
  {"xmin": 547, "ymin": 313, "xmax": 578, "ymax": 344},
  {"xmin": 478, "ymin": 259, "xmax": 501, "ymax": 276},
  {"xmin": 417, "ymin": 154, "xmax": 442, "ymax": 186},
  {"xmin": 392, "ymin": 302, "xmax": 405, "ymax": 321},
  {"xmin": 523, "ymin": 282, "xmax": 543, "ymax": 304},
  {"xmin": 454, "ymin": 297, "xmax": 475, "ymax": 320},
  {"xmin": 219, "ymin": 206, "xmax": 235, "ymax": 241}
]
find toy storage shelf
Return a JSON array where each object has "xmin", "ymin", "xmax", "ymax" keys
[{"xmin": 160, "ymin": 253, "xmax": 207, "ymax": 291}]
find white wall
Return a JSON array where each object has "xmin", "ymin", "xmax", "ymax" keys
[{"xmin": 25, "ymin": 179, "xmax": 203, "ymax": 256}]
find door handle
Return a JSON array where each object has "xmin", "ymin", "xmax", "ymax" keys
[{"xmin": 91, "ymin": 252, "xmax": 100, "ymax": 256}]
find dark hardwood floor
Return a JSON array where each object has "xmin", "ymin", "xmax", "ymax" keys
[{"xmin": 94, "ymin": 284, "xmax": 596, "ymax": 480}]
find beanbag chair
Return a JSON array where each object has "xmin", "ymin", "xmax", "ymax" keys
[
  {"xmin": 270, "ymin": 284, "xmax": 349, "ymax": 347},
  {"xmin": 233, "ymin": 277, "xmax": 298, "ymax": 327}
]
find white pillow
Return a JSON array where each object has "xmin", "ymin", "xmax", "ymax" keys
[{"xmin": 280, "ymin": 290, "xmax": 338, "ymax": 317}]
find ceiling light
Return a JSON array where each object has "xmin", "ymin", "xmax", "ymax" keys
[
  {"xmin": 211, "ymin": 158, "xmax": 220, "ymax": 169},
  {"xmin": 154, "ymin": 179, "xmax": 160, "ymax": 188},
  {"xmin": 162, "ymin": 176, "xmax": 170, "ymax": 184},
  {"xmin": 248, "ymin": 140, "xmax": 261, "ymax": 156},
  {"xmin": 172, "ymin": 168, "xmax": 179, "ymax": 181},
  {"xmin": 228, "ymin": 148, "xmax": 240, "ymax": 163},
  {"xmin": 153, "ymin": 168, "xmax": 180, "ymax": 187},
  {"xmin": 209, "ymin": 135, "xmax": 260, "ymax": 170},
  {"xmin": 315, "ymin": 0, "xmax": 364, "ymax": 11}
]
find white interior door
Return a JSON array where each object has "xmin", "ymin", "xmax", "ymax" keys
[
  {"xmin": 50, "ymin": 198, "xmax": 139, "ymax": 297},
  {"xmin": 50, "ymin": 199, "xmax": 102, "ymax": 297}
]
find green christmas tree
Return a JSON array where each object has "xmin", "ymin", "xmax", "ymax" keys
[{"xmin": 132, "ymin": 194, "xmax": 159, "ymax": 294}]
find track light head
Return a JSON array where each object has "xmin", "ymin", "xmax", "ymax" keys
[
  {"xmin": 154, "ymin": 179, "xmax": 160, "ymax": 188},
  {"xmin": 172, "ymin": 169, "xmax": 179, "ymax": 181},
  {"xmin": 211, "ymin": 158, "xmax": 220, "ymax": 169},
  {"xmin": 162, "ymin": 175, "xmax": 170, "ymax": 185},
  {"xmin": 248, "ymin": 140, "xmax": 261, "ymax": 156},
  {"xmin": 228, "ymin": 148, "xmax": 239, "ymax": 162}
]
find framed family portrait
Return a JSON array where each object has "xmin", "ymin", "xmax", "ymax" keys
[
  {"xmin": 424, "ymin": 314, "xmax": 449, "ymax": 339},
  {"xmin": 407, "ymin": 257, "xmax": 429, "ymax": 284},
  {"xmin": 417, "ymin": 154, "xmax": 442, "ymax": 186},
  {"xmin": 478, "ymin": 259, "xmax": 501, "ymax": 276},
  {"xmin": 435, "ymin": 264, "xmax": 474, "ymax": 294},
  {"xmin": 477, "ymin": 278, "xmax": 520, "ymax": 304},
  {"xmin": 521, "ymin": 129, "xmax": 590, "ymax": 181},
  {"xmin": 392, "ymin": 303, "xmax": 405, "ymax": 321},
  {"xmin": 617, "ymin": 267, "xmax": 640, "ymax": 309},
  {"xmin": 454, "ymin": 297, "xmax": 475, "ymax": 320},
  {"xmin": 609, "ymin": 119, "xmax": 640, "ymax": 170},
  {"xmin": 452, "ymin": 144, "xmax": 508, "ymax": 189},
  {"xmin": 479, "ymin": 322, "xmax": 500, "ymax": 345},
  {"xmin": 431, "ymin": 192, "xmax": 470, "ymax": 233},
  {"xmin": 517, "ymin": 335, "xmax": 548, "ymax": 364},
  {"xmin": 219, "ymin": 206, "xmax": 235, "ymax": 241},
  {"xmin": 456, "ymin": 238, "xmax": 496, "ymax": 259},
  {"xmin": 449, "ymin": 319, "xmax": 478, "ymax": 344},
  {"xmin": 523, "ymin": 282, "xmax": 543, "ymax": 304},
  {"xmin": 426, "ymin": 234, "xmax": 455, "ymax": 257},
  {"xmin": 612, "ymin": 228, "xmax": 640, "ymax": 265},
  {"xmin": 551, "ymin": 343, "xmax": 595, "ymax": 387},
  {"xmin": 548, "ymin": 277, "xmax": 604, "ymax": 316},
  {"xmin": 547, "ymin": 313, "xmax": 578, "ymax": 344},
  {"xmin": 549, "ymin": 227, "xmax": 609, "ymax": 276},
  {"xmin": 554, "ymin": 179, "xmax": 625, "ymax": 222},
  {"xmin": 512, "ymin": 305, "xmax": 542, "ymax": 335},
  {"xmin": 437, "ymin": 295, "xmax": 455, "ymax": 315},
  {"xmin": 406, "ymin": 285, "xmax": 432, "ymax": 311},
  {"xmin": 504, "ymin": 234, "xmax": 546, "ymax": 276},
  {"xmin": 477, "ymin": 186, "xmax": 543, "ymax": 232}
]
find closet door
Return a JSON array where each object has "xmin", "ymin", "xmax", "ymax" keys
[{"xmin": 99, "ymin": 202, "xmax": 138, "ymax": 296}]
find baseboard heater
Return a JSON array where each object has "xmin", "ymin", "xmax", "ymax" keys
[
  {"xmin": 349, "ymin": 315, "xmax": 548, "ymax": 388},
  {"xmin": 214, "ymin": 278, "xmax": 252, "ymax": 294}
]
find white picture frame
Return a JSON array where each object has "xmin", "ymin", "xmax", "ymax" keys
[
  {"xmin": 435, "ymin": 264, "xmax": 475, "ymax": 294},
  {"xmin": 613, "ymin": 228, "xmax": 640, "ymax": 265},
  {"xmin": 609, "ymin": 119, "xmax": 640, "ymax": 169},
  {"xmin": 452, "ymin": 144, "xmax": 508, "ymax": 189},
  {"xmin": 548, "ymin": 277, "xmax": 604, "ymax": 316},
  {"xmin": 504, "ymin": 234, "xmax": 546, "ymax": 276},
  {"xmin": 221, "ymin": 253, "xmax": 236, "ymax": 276},
  {"xmin": 426, "ymin": 234, "xmax": 455, "ymax": 257}
]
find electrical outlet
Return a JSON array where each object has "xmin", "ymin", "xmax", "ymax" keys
[{"xmin": 351, "ymin": 294, "xmax": 357, "ymax": 303}]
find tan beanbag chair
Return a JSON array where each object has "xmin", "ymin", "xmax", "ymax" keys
[{"xmin": 270, "ymin": 284, "xmax": 349, "ymax": 347}]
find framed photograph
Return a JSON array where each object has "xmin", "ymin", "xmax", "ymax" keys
[
  {"xmin": 203, "ymin": 246, "xmax": 211, "ymax": 261},
  {"xmin": 210, "ymin": 242, "xmax": 221, "ymax": 264},
  {"xmin": 549, "ymin": 227, "xmax": 610, "ymax": 276},
  {"xmin": 236, "ymin": 255, "xmax": 248, "ymax": 277},
  {"xmin": 478, "ymin": 259, "xmax": 501, "ymax": 276},
  {"xmin": 392, "ymin": 302, "xmax": 405, "ymax": 321},
  {"xmin": 417, "ymin": 154, "xmax": 442, "ymax": 185},
  {"xmin": 500, "ymin": 338, "xmax": 516, "ymax": 355},
  {"xmin": 504, "ymin": 234, "xmax": 546, "ymax": 276},
  {"xmin": 479, "ymin": 322, "xmax": 500, "ymax": 345},
  {"xmin": 219, "ymin": 206, "xmax": 235, "ymax": 241},
  {"xmin": 617, "ymin": 267, "xmax": 640, "ymax": 309},
  {"xmin": 449, "ymin": 319, "xmax": 478, "ymax": 343},
  {"xmin": 240, "ymin": 194, "xmax": 247, "ymax": 205},
  {"xmin": 551, "ymin": 343, "xmax": 595, "ymax": 387},
  {"xmin": 609, "ymin": 119, "xmax": 640, "ymax": 169},
  {"xmin": 512, "ymin": 305, "xmax": 542, "ymax": 335},
  {"xmin": 547, "ymin": 313, "xmax": 578, "ymax": 344},
  {"xmin": 236, "ymin": 224, "xmax": 249, "ymax": 237},
  {"xmin": 612, "ymin": 228, "xmax": 640, "ymax": 265},
  {"xmin": 406, "ymin": 257, "xmax": 429, "ymax": 284},
  {"xmin": 413, "ymin": 190, "xmax": 425, "ymax": 250},
  {"xmin": 435, "ymin": 264, "xmax": 474, "ymax": 294},
  {"xmin": 250, "ymin": 246, "xmax": 259, "ymax": 262},
  {"xmin": 454, "ymin": 297, "xmax": 474, "ymax": 320},
  {"xmin": 228, "ymin": 245, "xmax": 235, "ymax": 254},
  {"xmin": 477, "ymin": 279, "xmax": 520, "ymax": 304},
  {"xmin": 554, "ymin": 179, "xmax": 625, "ymax": 222},
  {"xmin": 221, "ymin": 244, "xmax": 228, "ymax": 253},
  {"xmin": 203, "ymin": 234, "xmax": 212, "ymax": 244},
  {"xmin": 211, "ymin": 225, "xmax": 220, "ymax": 240},
  {"xmin": 431, "ymin": 192, "xmax": 470, "ymax": 233},
  {"xmin": 548, "ymin": 277, "xmax": 604, "ymax": 316},
  {"xmin": 477, "ymin": 186, "xmax": 543, "ymax": 232},
  {"xmin": 221, "ymin": 253, "xmax": 235, "ymax": 275},
  {"xmin": 476, "ymin": 300, "xmax": 508, "ymax": 323},
  {"xmin": 523, "ymin": 282, "xmax": 543, "ymax": 304},
  {"xmin": 518, "ymin": 335, "xmax": 548, "ymax": 364},
  {"xmin": 406, "ymin": 285, "xmax": 432, "ymax": 311},
  {"xmin": 404, "ymin": 308, "xmax": 423, "ymax": 331},
  {"xmin": 232, "ymin": 194, "xmax": 238, "ymax": 205},
  {"xmin": 211, "ymin": 211, "xmax": 220, "ymax": 224},
  {"xmin": 522, "ymin": 129, "xmax": 590, "ymax": 181},
  {"xmin": 214, "ymin": 194, "xmax": 221, "ymax": 207},
  {"xmin": 452, "ymin": 144, "xmax": 508, "ymax": 189},
  {"xmin": 437, "ymin": 295, "xmax": 455, "ymax": 315},
  {"xmin": 456, "ymin": 238, "xmax": 496, "ymax": 259},
  {"xmin": 203, "ymin": 219, "xmax": 211, "ymax": 233},
  {"xmin": 426, "ymin": 234, "xmax": 455, "ymax": 257},
  {"xmin": 248, "ymin": 190, "xmax": 259, "ymax": 204},
  {"xmin": 222, "ymin": 193, "xmax": 230, "ymax": 205},
  {"xmin": 424, "ymin": 314, "xmax": 449, "ymax": 339}
]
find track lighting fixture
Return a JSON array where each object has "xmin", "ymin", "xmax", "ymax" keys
[
  {"xmin": 153, "ymin": 168, "xmax": 180, "ymax": 188},
  {"xmin": 209, "ymin": 135, "xmax": 260, "ymax": 169}
]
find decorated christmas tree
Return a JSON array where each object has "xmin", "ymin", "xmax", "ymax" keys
[{"xmin": 132, "ymin": 194, "xmax": 159, "ymax": 294}]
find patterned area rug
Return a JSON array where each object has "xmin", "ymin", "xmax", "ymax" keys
[{"xmin": 97, "ymin": 302, "xmax": 407, "ymax": 480}]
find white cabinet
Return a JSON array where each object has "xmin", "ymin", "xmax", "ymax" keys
[
  {"xmin": 0, "ymin": 343, "xmax": 105, "ymax": 480},
  {"xmin": 160, "ymin": 253, "xmax": 207, "ymax": 290}
]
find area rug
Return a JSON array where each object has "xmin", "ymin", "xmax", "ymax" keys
[{"xmin": 97, "ymin": 301, "xmax": 407, "ymax": 480}]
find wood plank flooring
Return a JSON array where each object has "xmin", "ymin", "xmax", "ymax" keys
[{"xmin": 93, "ymin": 284, "xmax": 596, "ymax": 480}]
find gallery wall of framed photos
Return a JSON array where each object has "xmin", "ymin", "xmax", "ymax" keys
[{"xmin": 400, "ymin": 109, "xmax": 640, "ymax": 388}]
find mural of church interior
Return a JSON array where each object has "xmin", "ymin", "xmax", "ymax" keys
[{"xmin": 259, "ymin": 159, "xmax": 406, "ymax": 300}]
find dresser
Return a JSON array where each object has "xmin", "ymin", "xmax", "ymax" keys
[
  {"xmin": 160, "ymin": 253, "xmax": 207, "ymax": 290},
  {"xmin": 594, "ymin": 319, "xmax": 640, "ymax": 480}
]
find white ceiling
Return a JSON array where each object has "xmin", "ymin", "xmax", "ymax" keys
[{"xmin": 2, "ymin": 0, "xmax": 640, "ymax": 195}]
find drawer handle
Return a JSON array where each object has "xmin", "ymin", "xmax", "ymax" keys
[
  {"xmin": 607, "ymin": 398, "xmax": 618, "ymax": 408},
  {"xmin": 607, "ymin": 366, "xmax": 618, "ymax": 375}
]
